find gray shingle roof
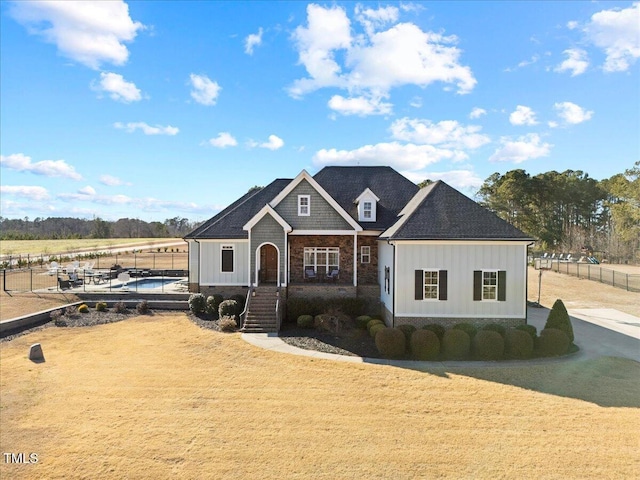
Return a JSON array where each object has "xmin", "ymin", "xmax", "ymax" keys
[
  {"xmin": 381, "ymin": 180, "xmax": 534, "ymax": 241},
  {"xmin": 184, "ymin": 179, "xmax": 291, "ymax": 239},
  {"xmin": 313, "ymin": 166, "xmax": 419, "ymax": 230}
]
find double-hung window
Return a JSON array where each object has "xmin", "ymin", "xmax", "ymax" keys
[
  {"xmin": 221, "ymin": 245, "xmax": 234, "ymax": 273},
  {"xmin": 361, "ymin": 246, "xmax": 371, "ymax": 264},
  {"xmin": 473, "ymin": 270, "xmax": 506, "ymax": 301},
  {"xmin": 363, "ymin": 202, "xmax": 372, "ymax": 219},
  {"xmin": 298, "ymin": 195, "xmax": 310, "ymax": 216},
  {"xmin": 414, "ymin": 270, "xmax": 448, "ymax": 301}
]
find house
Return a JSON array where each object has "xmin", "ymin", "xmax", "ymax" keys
[{"xmin": 184, "ymin": 166, "xmax": 534, "ymax": 331}]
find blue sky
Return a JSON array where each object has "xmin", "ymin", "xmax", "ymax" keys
[{"xmin": 1, "ymin": 1, "xmax": 638, "ymax": 223}]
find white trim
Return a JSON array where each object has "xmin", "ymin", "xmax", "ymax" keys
[
  {"xmin": 360, "ymin": 245, "xmax": 371, "ymax": 264},
  {"xmin": 289, "ymin": 229, "xmax": 358, "ymax": 235},
  {"xmin": 356, "ymin": 188, "xmax": 379, "ymax": 222},
  {"xmin": 255, "ymin": 242, "xmax": 280, "ymax": 287},
  {"xmin": 355, "ymin": 187, "xmax": 380, "ymax": 203},
  {"xmin": 421, "ymin": 269, "xmax": 439, "ymax": 301},
  {"xmin": 220, "ymin": 245, "xmax": 235, "ymax": 273},
  {"xmin": 197, "ymin": 238, "xmax": 249, "ymax": 243},
  {"xmin": 480, "ymin": 269, "xmax": 499, "ymax": 302},
  {"xmin": 269, "ymin": 170, "xmax": 362, "ymax": 231},
  {"xmin": 358, "ymin": 230, "xmax": 383, "ymax": 236},
  {"xmin": 298, "ymin": 195, "xmax": 311, "ymax": 216},
  {"xmin": 248, "ymin": 230, "xmax": 252, "ymax": 286},
  {"xmin": 353, "ymin": 233, "xmax": 357, "ymax": 287},
  {"xmin": 390, "ymin": 240, "xmax": 533, "ymax": 246},
  {"xmin": 243, "ymin": 205, "xmax": 292, "ymax": 232}
]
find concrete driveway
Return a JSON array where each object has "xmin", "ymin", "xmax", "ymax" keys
[{"xmin": 527, "ymin": 306, "xmax": 640, "ymax": 362}]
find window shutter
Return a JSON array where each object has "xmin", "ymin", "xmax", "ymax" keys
[
  {"xmin": 473, "ymin": 270, "xmax": 482, "ymax": 301},
  {"xmin": 222, "ymin": 249, "xmax": 233, "ymax": 273},
  {"xmin": 438, "ymin": 270, "xmax": 448, "ymax": 300},
  {"xmin": 498, "ymin": 270, "xmax": 507, "ymax": 301},
  {"xmin": 414, "ymin": 270, "xmax": 424, "ymax": 300}
]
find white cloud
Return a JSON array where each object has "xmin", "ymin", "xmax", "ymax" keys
[
  {"xmin": 10, "ymin": 0, "xmax": 144, "ymax": 70},
  {"xmin": 555, "ymin": 48, "xmax": 589, "ymax": 76},
  {"xmin": 208, "ymin": 132, "xmax": 238, "ymax": 148},
  {"xmin": 509, "ymin": 105, "xmax": 538, "ymax": 126},
  {"xmin": 567, "ymin": 21, "xmax": 579, "ymax": 30},
  {"xmin": 469, "ymin": 107, "xmax": 487, "ymax": 119},
  {"xmin": 313, "ymin": 142, "xmax": 465, "ymax": 171},
  {"xmin": 100, "ymin": 174, "xmax": 130, "ymax": 186},
  {"xmin": 328, "ymin": 94, "xmax": 392, "ymax": 116},
  {"xmin": 489, "ymin": 134, "xmax": 552, "ymax": 163},
  {"xmin": 0, "ymin": 153, "xmax": 82, "ymax": 180},
  {"xmin": 548, "ymin": 121, "xmax": 559, "ymax": 129},
  {"xmin": 114, "ymin": 122, "xmax": 179, "ymax": 135},
  {"xmin": 260, "ymin": 135, "xmax": 284, "ymax": 151},
  {"xmin": 409, "ymin": 96, "xmax": 422, "ymax": 108},
  {"xmin": 288, "ymin": 4, "xmax": 476, "ymax": 114},
  {"xmin": 189, "ymin": 74, "xmax": 221, "ymax": 106},
  {"xmin": 553, "ymin": 101, "xmax": 594, "ymax": 125},
  {"xmin": 92, "ymin": 72, "xmax": 142, "ymax": 102},
  {"xmin": 0, "ymin": 185, "xmax": 50, "ymax": 201},
  {"xmin": 390, "ymin": 118, "xmax": 490, "ymax": 150},
  {"xmin": 245, "ymin": 27, "xmax": 263, "ymax": 55},
  {"xmin": 584, "ymin": 2, "xmax": 639, "ymax": 72},
  {"xmin": 78, "ymin": 185, "xmax": 96, "ymax": 196}
]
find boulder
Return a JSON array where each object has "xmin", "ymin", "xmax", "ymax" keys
[{"xmin": 29, "ymin": 343, "xmax": 45, "ymax": 362}]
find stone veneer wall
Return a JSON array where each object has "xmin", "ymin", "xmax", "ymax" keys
[
  {"xmin": 394, "ymin": 317, "xmax": 526, "ymax": 329},
  {"xmin": 289, "ymin": 235, "xmax": 355, "ymax": 284},
  {"xmin": 198, "ymin": 285, "xmax": 248, "ymax": 299},
  {"xmin": 357, "ymin": 236, "xmax": 378, "ymax": 285}
]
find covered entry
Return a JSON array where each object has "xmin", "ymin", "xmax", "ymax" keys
[{"xmin": 258, "ymin": 243, "xmax": 279, "ymax": 285}]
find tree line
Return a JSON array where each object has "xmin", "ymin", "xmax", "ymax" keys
[
  {"xmin": 0, "ymin": 216, "xmax": 202, "ymax": 240},
  {"xmin": 475, "ymin": 162, "xmax": 639, "ymax": 262}
]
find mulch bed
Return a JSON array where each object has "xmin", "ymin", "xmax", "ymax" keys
[{"xmin": 278, "ymin": 322, "xmax": 381, "ymax": 358}]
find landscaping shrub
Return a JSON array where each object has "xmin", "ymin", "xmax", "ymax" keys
[
  {"xmin": 78, "ymin": 304, "xmax": 89, "ymax": 314},
  {"xmin": 206, "ymin": 294, "xmax": 224, "ymax": 317},
  {"xmin": 452, "ymin": 323, "xmax": 477, "ymax": 340},
  {"xmin": 537, "ymin": 328, "xmax": 570, "ymax": 356},
  {"xmin": 356, "ymin": 315, "xmax": 372, "ymax": 329},
  {"xmin": 442, "ymin": 329, "xmax": 471, "ymax": 360},
  {"xmin": 136, "ymin": 300, "xmax": 150, "ymax": 315},
  {"xmin": 505, "ymin": 328, "xmax": 534, "ymax": 359},
  {"xmin": 515, "ymin": 324, "xmax": 537, "ymax": 341},
  {"xmin": 314, "ymin": 312, "xmax": 350, "ymax": 333},
  {"xmin": 114, "ymin": 301, "xmax": 128, "ymax": 314},
  {"xmin": 422, "ymin": 324, "xmax": 445, "ymax": 341},
  {"xmin": 397, "ymin": 324, "xmax": 417, "ymax": 343},
  {"xmin": 375, "ymin": 328, "xmax": 407, "ymax": 358},
  {"xmin": 481, "ymin": 323, "xmax": 506, "ymax": 339},
  {"xmin": 545, "ymin": 299, "xmax": 574, "ymax": 343},
  {"xmin": 473, "ymin": 330, "xmax": 505, "ymax": 361},
  {"xmin": 410, "ymin": 329, "xmax": 440, "ymax": 360},
  {"xmin": 65, "ymin": 305, "xmax": 78, "ymax": 317},
  {"xmin": 95, "ymin": 302, "xmax": 108, "ymax": 312},
  {"xmin": 188, "ymin": 293, "xmax": 206, "ymax": 314},
  {"xmin": 50, "ymin": 309, "xmax": 66, "ymax": 327},
  {"xmin": 219, "ymin": 316, "xmax": 237, "ymax": 332},
  {"xmin": 369, "ymin": 323, "xmax": 386, "ymax": 338},
  {"xmin": 219, "ymin": 299, "xmax": 238, "ymax": 320},
  {"xmin": 297, "ymin": 315, "xmax": 314, "ymax": 329},
  {"xmin": 286, "ymin": 297, "xmax": 322, "ymax": 322},
  {"xmin": 367, "ymin": 319, "xmax": 384, "ymax": 333},
  {"xmin": 327, "ymin": 297, "xmax": 366, "ymax": 317},
  {"xmin": 231, "ymin": 294, "xmax": 246, "ymax": 314}
]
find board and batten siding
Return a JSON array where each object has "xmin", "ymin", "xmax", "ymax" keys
[
  {"xmin": 250, "ymin": 213, "xmax": 286, "ymax": 285},
  {"xmin": 274, "ymin": 179, "xmax": 353, "ymax": 230},
  {"xmin": 394, "ymin": 241, "xmax": 529, "ymax": 319},
  {"xmin": 187, "ymin": 240, "xmax": 199, "ymax": 286},
  {"xmin": 199, "ymin": 240, "xmax": 249, "ymax": 286}
]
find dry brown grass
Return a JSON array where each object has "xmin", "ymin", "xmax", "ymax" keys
[
  {"xmin": 1, "ymin": 313, "xmax": 639, "ymax": 479},
  {"xmin": 0, "ymin": 238, "xmax": 186, "ymax": 256}
]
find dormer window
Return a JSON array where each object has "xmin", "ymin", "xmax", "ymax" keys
[
  {"xmin": 298, "ymin": 195, "xmax": 310, "ymax": 216},
  {"xmin": 355, "ymin": 188, "xmax": 379, "ymax": 222}
]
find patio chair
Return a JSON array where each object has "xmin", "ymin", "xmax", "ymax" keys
[
  {"xmin": 326, "ymin": 269, "xmax": 339, "ymax": 282},
  {"xmin": 69, "ymin": 273, "xmax": 84, "ymax": 287},
  {"xmin": 305, "ymin": 268, "xmax": 317, "ymax": 282},
  {"xmin": 46, "ymin": 261, "xmax": 60, "ymax": 275},
  {"xmin": 57, "ymin": 278, "xmax": 71, "ymax": 290}
]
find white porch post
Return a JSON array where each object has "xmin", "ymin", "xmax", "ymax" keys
[{"xmin": 353, "ymin": 233, "xmax": 357, "ymax": 287}]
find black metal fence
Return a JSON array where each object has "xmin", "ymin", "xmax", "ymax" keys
[{"xmin": 534, "ymin": 259, "xmax": 640, "ymax": 293}]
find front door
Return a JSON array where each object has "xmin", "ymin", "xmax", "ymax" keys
[{"xmin": 260, "ymin": 244, "xmax": 278, "ymax": 284}]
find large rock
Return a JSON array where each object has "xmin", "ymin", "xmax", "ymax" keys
[{"xmin": 29, "ymin": 343, "xmax": 45, "ymax": 362}]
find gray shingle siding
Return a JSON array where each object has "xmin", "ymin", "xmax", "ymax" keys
[
  {"xmin": 250, "ymin": 213, "xmax": 285, "ymax": 283},
  {"xmin": 274, "ymin": 179, "xmax": 353, "ymax": 230}
]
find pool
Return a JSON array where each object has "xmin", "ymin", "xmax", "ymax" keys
[{"xmin": 112, "ymin": 278, "xmax": 179, "ymax": 289}]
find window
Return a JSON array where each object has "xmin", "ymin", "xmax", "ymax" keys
[
  {"xmin": 298, "ymin": 195, "xmax": 310, "ymax": 216},
  {"xmin": 363, "ymin": 202, "xmax": 372, "ymax": 219},
  {"xmin": 414, "ymin": 270, "xmax": 447, "ymax": 301},
  {"xmin": 304, "ymin": 247, "xmax": 339, "ymax": 274},
  {"xmin": 473, "ymin": 270, "xmax": 506, "ymax": 301},
  {"xmin": 361, "ymin": 245, "xmax": 371, "ymax": 264},
  {"xmin": 221, "ymin": 245, "xmax": 234, "ymax": 273},
  {"xmin": 384, "ymin": 266, "xmax": 390, "ymax": 294}
]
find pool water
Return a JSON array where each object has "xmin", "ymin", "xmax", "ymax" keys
[{"xmin": 113, "ymin": 278, "xmax": 178, "ymax": 289}]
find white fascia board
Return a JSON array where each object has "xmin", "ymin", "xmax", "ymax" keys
[
  {"xmin": 198, "ymin": 238, "xmax": 249, "ymax": 243},
  {"xmin": 269, "ymin": 169, "xmax": 363, "ymax": 232},
  {"xmin": 358, "ymin": 230, "xmax": 383, "ymax": 236},
  {"xmin": 354, "ymin": 188, "xmax": 380, "ymax": 203},
  {"xmin": 289, "ymin": 230, "xmax": 360, "ymax": 235},
  {"xmin": 243, "ymin": 205, "xmax": 292, "ymax": 232},
  {"xmin": 391, "ymin": 240, "xmax": 533, "ymax": 246}
]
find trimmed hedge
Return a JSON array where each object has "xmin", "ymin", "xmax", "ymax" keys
[
  {"xmin": 473, "ymin": 330, "xmax": 504, "ymax": 360},
  {"xmin": 422, "ymin": 324, "xmax": 445, "ymax": 341},
  {"xmin": 369, "ymin": 323, "xmax": 386, "ymax": 338},
  {"xmin": 356, "ymin": 315, "xmax": 372, "ymax": 329},
  {"xmin": 452, "ymin": 323, "xmax": 477, "ymax": 340},
  {"xmin": 505, "ymin": 328, "xmax": 534, "ymax": 359},
  {"xmin": 410, "ymin": 329, "xmax": 440, "ymax": 360},
  {"xmin": 297, "ymin": 315, "xmax": 314, "ymax": 329},
  {"xmin": 545, "ymin": 299, "xmax": 574, "ymax": 342},
  {"xmin": 515, "ymin": 324, "xmax": 537, "ymax": 341},
  {"xmin": 206, "ymin": 294, "xmax": 224, "ymax": 317},
  {"xmin": 481, "ymin": 323, "xmax": 507, "ymax": 339},
  {"xmin": 188, "ymin": 293, "xmax": 206, "ymax": 314},
  {"xmin": 367, "ymin": 319, "xmax": 384, "ymax": 333},
  {"xmin": 219, "ymin": 299, "xmax": 238, "ymax": 319},
  {"xmin": 375, "ymin": 328, "xmax": 406, "ymax": 358},
  {"xmin": 442, "ymin": 329, "xmax": 471, "ymax": 360},
  {"xmin": 95, "ymin": 302, "xmax": 107, "ymax": 312},
  {"xmin": 78, "ymin": 304, "xmax": 89, "ymax": 314},
  {"xmin": 537, "ymin": 328, "xmax": 570, "ymax": 356},
  {"xmin": 397, "ymin": 324, "xmax": 417, "ymax": 343}
]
